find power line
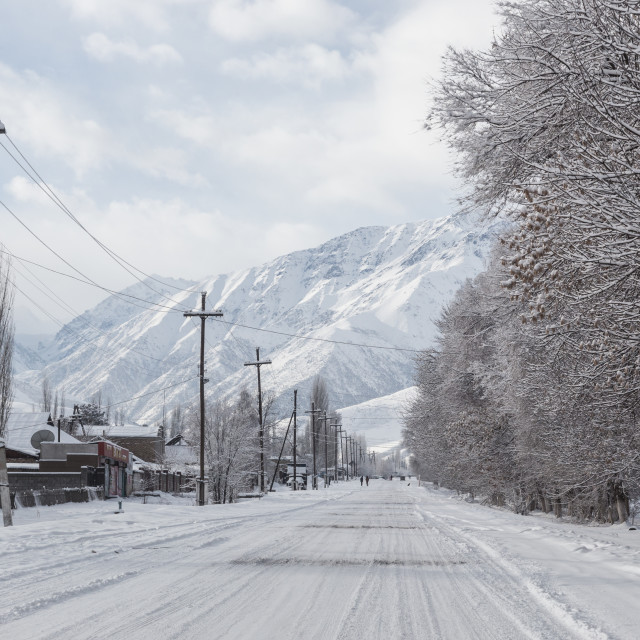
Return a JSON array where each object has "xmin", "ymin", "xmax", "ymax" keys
[
  {"xmin": 1, "ymin": 242, "xmax": 423, "ymax": 354},
  {"xmin": 1, "ymin": 134, "xmax": 197, "ymax": 302},
  {"xmin": 14, "ymin": 283, "xmax": 197, "ymax": 382},
  {"xmin": 210, "ymin": 318, "xmax": 423, "ymax": 352},
  {"xmin": 10, "ymin": 266, "xmax": 197, "ymax": 375},
  {"xmin": 0, "ymin": 200, "xmax": 185, "ymax": 315},
  {"xmin": 0, "ymin": 244, "xmax": 187, "ymax": 314},
  {"xmin": 6, "ymin": 376, "xmax": 199, "ymax": 433}
]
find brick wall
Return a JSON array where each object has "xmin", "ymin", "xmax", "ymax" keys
[{"xmin": 8, "ymin": 472, "xmax": 83, "ymax": 492}]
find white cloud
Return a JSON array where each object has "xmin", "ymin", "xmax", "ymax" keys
[
  {"xmin": 209, "ymin": 0, "xmax": 356, "ymax": 43},
  {"xmin": 221, "ymin": 44, "xmax": 351, "ymax": 87},
  {"xmin": 4, "ymin": 0, "xmax": 503, "ymax": 322},
  {"xmin": 129, "ymin": 146, "xmax": 209, "ymax": 188},
  {"xmin": 6, "ymin": 176, "xmax": 50, "ymax": 205},
  {"xmin": 95, "ymin": 197, "xmax": 309, "ymax": 282},
  {"xmin": 83, "ymin": 33, "xmax": 183, "ymax": 65},
  {"xmin": 147, "ymin": 109, "xmax": 218, "ymax": 146},
  {"xmin": 0, "ymin": 63, "xmax": 109, "ymax": 177},
  {"xmin": 264, "ymin": 222, "xmax": 321, "ymax": 259},
  {"xmin": 61, "ymin": 0, "xmax": 201, "ymax": 33}
]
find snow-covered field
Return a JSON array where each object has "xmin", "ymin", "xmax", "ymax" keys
[{"xmin": 2, "ymin": 481, "xmax": 639, "ymax": 639}]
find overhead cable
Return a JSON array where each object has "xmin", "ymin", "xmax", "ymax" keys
[{"xmin": 1, "ymin": 134, "xmax": 197, "ymax": 302}]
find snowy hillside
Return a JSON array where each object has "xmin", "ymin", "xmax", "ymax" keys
[
  {"xmin": 14, "ymin": 213, "xmax": 504, "ymax": 424},
  {"xmin": 338, "ymin": 387, "xmax": 417, "ymax": 453}
]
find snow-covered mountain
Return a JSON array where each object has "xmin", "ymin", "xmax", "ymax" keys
[
  {"xmin": 14, "ymin": 213, "xmax": 504, "ymax": 424},
  {"xmin": 339, "ymin": 387, "xmax": 417, "ymax": 453}
]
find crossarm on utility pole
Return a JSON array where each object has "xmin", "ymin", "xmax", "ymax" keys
[
  {"xmin": 244, "ymin": 347, "xmax": 272, "ymax": 493},
  {"xmin": 183, "ymin": 291, "xmax": 223, "ymax": 506}
]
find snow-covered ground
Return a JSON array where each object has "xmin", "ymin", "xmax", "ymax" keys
[{"xmin": 2, "ymin": 481, "xmax": 639, "ymax": 639}]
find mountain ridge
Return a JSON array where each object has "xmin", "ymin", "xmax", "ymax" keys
[{"xmin": 14, "ymin": 212, "xmax": 505, "ymax": 425}]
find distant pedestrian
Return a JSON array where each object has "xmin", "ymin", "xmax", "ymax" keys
[
  {"xmin": 360, "ymin": 475, "xmax": 363, "ymax": 486},
  {"xmin": 365, "ymin": 476, "xmax": 369, "ymax": 486}
]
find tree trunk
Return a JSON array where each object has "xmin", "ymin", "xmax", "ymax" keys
[
  {"xmin": 554, "ymin": 497, "xmax": 562, "ymax": 518},
  {"xmin": 615, "ymin": 482, "xmax": 628, "ymax": 524}
]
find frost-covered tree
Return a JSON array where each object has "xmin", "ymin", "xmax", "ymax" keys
[
  {"xmin": 41, "ymin": 376, "xmax": 52, "ymax": 413},
  {"xmin": 76, "ymin": 402, "xmax": 108, "ymax": 426},
  {"xmin": 428, "ymin": 0, "xmax": 640, "ymax": 399},
  {"xmin": 170, "ymin": 402, "xmax": 184, "ymax": 438},
  {"xmin": 310, "ymin": 375, "xmax": 330, "ymax": 475},
  {"xmin": 188, "ymin": 389, "xmax": 258, "ymax": 504},
  {"xmin": 405, "ymin": 247, "xmax": 640, "ymax": 521},
  {"xmin": 418, "ymin": 0, "xmax": 640, "ymax": 521},
  {"xmin": 405, "ymin": 267, "xmax": 519, "ymax": 505}
]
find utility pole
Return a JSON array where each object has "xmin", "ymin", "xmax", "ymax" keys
[
  {"xmin": 316, "ymin": 412, "xmax": 330, "ymax": 488},
  {"xmin": 353, "ymin": 439, "xmax": 359, "ymax": 476},
  {"xmin": 338, "ymin": 428, "xmax": 347, "ymax": 480},
  {"xmin": 331, "ymin": 420, "xmax": 341, "ymax": 483},
  {"xmin": 292, "ymin": 390, "xmax": 298, "ymax": 491},
  {"xmin": 0, "ymin": 439, "xmax": 12, "ymax": 526},
  {"xmin": 244, "ymin": 347, "xmax": 272, "ymax": 493},
  {"xmin": 183, "ymin": 292, "xmax": 223, "ymax": 506},
  {"xmin": 305, "ymin": 404, "xmax": 322, "ymax": 489}
]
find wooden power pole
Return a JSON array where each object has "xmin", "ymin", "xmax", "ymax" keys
[
  {"xmin": 183, "ymin": 292, "xmax": 223, "ymax": 506},
  {"xmin": 316, "ymin": 412, "xmax": 330, "ymax": 488},
  {"xmin": 331, "ymin": 420, "xmax": 341, "ymax": 483},
  {"xmin": 292, "ymin": 390, "xmax": 298, "ymax": 490},
  {"xmin": 338, "ymin": 428, "xmax": 347, "ymax": 480},
  {"xmin": 0, "ymin": 438, "xmax": 13, "ymax": 526},
  {"xmin": 244, "ymin": 347, "xmax": 272, "ymax": 493},
  {"xmin": 305, "ymin": 404, "xmax": 322, "ymax": 489}
]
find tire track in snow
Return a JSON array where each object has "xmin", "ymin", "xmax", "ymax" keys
[
  {"xmin": 416, "ymin": 501, "xmax": 609, "ymax": 640},
  {"xmin": 0, "ymin": 570, "xmax": 140, "ymax": 624}
]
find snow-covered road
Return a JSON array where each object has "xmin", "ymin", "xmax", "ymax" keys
[{"xmin": 2, "ymin": 480, "xmax": 639, "ymax": 639}]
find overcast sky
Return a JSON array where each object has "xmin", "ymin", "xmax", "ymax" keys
[{"xmin": 0, "ymin": 0, "xmax": 498, "ymax": 332}]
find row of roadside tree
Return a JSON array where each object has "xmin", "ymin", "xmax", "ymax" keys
[{"xmin": 404, "ymin": 0, "xmax": 640, "ymax": 523}]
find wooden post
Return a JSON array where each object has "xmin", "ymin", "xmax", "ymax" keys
[
  {"xmin": 0, "ymin": 439, "xmax": 13, "ymax": 526},
  {"xmin": 292, "ymin": 390, "xmax": 297, "ymax": 490}
]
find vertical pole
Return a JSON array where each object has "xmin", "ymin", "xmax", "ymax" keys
[
  {"xmin": 256, "ymin": 347, "xmax": 265, "ymax": 493},
  {"xmin": 311, "ymin": 402, "xmax": 317, "ymax": 489},
  {"xmin": 333, "ymin": 424, "xmax": 338, "ymax": 482},
  {"xmin": 344, "ymin": 436, "xmax": 353, "ymax": 478},
  {"xmin": 183, "ymin": 293, "xmax": 223, "ymax": 506},
  {"xmin": 199, "ymin": 292, "xmax": 206, "ymax": 506},
  {"xmin": 57, "ymin": 418, "xmax": 61, "ymax": 443},
  {"xmin": 293, "ymin": 390, "xmax": 297, "ymax": 491},
  {"xmin": 0, "ymin": 439, "xmax": 13, "ymax": 527},
  {"xmin": 323, "ymin": 412, "xmax": 328, "ymax": 488},
  {"xmin": 339, "ymin": 428, "xmax": 346, "ymax": 480},
  {"xmin": 269, "ymin": 410, "xmax": 294, "ymax": 492},
  {"xmin": 353, "ymin": 439, "xmax": 358, "ymax": 477},
  {"xmin": 244, "ymin": 349, "xmax": 272, "ymax": 493}
]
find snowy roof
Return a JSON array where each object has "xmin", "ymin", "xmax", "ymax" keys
[
  {"xmin": 82, "ymin": 423, "xmax": 162, "ymax": 439},
  {"xmin": 166, "ymin": 433, "xmax": 193, "ymax": 447},
  {"xmin": 5, "ymin": 412, "xmax": 82, "ymax": 457}
]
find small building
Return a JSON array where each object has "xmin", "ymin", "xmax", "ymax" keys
[
  {"xmin": 79, "ymin": 423, "xmax": 164, "ymax": 463},
  {"xmin": 40, "ymin": 440, "xmax": 133, "ymax": 498},
  {"xmin": 4, "ymin": 412, "xmax": 81, "ymax": 463}
]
